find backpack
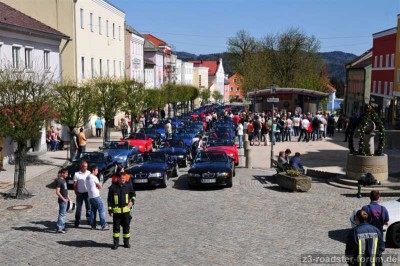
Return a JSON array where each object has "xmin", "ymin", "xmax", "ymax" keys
[{"xmin": 366, "ymin": 205, "xmax": 384, "ymax": 232}]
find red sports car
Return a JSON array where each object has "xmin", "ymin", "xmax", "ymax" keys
[
  {"xmin": 121, "ymin": 133, "xmax": 153, "ymax": 153},
  {"xmin": 205, "ymin": 139, "xmax": 239, "ymax": 166}
]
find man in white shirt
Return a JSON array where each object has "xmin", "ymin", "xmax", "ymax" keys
[
  {"xmin": 298, "ymin": 117, "xmax": 310, "ymax": 142},
  {"xmin": 236, "ymin": 122, "xmax": 244, "ymax": 148},
  {"xmin": 73, "ymin": 161, "xmax": 91, "ymax": 228},
  {"xmin": 86, "ymin": 165, "xmax": 109, "ymax": 230}
]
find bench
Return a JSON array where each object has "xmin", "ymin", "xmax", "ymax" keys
[{"xmin": 271, "ymin": 159, "xmax": 311, "ymax": 192}]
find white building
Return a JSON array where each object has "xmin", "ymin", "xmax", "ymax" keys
[
  {"xmin": 181, "ymin": 61, "xmax": 194, "ymax": 85},
  {"xmin": 0, "ymin": 2, "xmax": 69, "ymax": 155},
  {"xmin": 175, "ymin": 59, "xmax": 182, "ymax": 84},
  {"xmin": 144, "ymin": 39, "xmax": 164, "ymax": 88},
  {"xmin": 125, "ymin": 24, "xmax": 144, "ymax": 82},
  {"xmin": 75, "ymin": 0, "xmax": 125, "ymax": 82}
]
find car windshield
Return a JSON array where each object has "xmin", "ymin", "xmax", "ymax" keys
[
  {"xmin": 142, "ymin": 153, "xmax": 165, "ymax": 163},
  {"xmin": 163, "ymin": 139, "xmax": 185, "ymax": 148},
  {"xmin": 207, "ymin": 139, "xmax": 234, "ymax": 147},
  {"xmin": 128, "ymin": 133, "xmax": 146, "ymax": 140},
  {"xmin": 103, "ymin": 141, "xmax": 130, "ymax": 150},
  {"xmin": 80, "ymin": 153, "xmax": 105, "ymax": 163},
  {"xmin": 195, "ymin": 152, "xmax": 227, "ymax": 163}
]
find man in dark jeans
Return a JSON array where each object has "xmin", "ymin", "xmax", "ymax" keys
[{"xmin": 73, "ymin": 161, "xmax": 91, "ymax": 227}]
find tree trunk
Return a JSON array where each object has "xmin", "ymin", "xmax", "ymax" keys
[
  {"xmin": 9, "ymin": 141, "xmax": 30, "ymax": 198},
  {"xmin": 104, "ymin": 120, "xmax": 110, "ymax": 143},
  {"xmin": 69, "ymin": 127, "xmax": 76, "ymax": 162},
  {"xmin": 168, "ymin": 103, "xmax": 171, "ymax": 118}
]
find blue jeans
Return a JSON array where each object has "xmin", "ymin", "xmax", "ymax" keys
[
  {"xmin": 238, "ymin": 135, "xmax": 243, "ymax": 148},
  {"xmin": 57, "ymin": 200, "xmax": 67, "ymax": 231},
  {"xmin": 75, "ymin": 192, "xmax": 91, "ymax": 225},
  {"xmin": 89, "ymin": 197, "xmax": 107, "ymax": 228}
]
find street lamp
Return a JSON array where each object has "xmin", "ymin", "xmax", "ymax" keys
[{"xmin": 270, "ymin": 84, "xmax": 277, "ymax": 168}]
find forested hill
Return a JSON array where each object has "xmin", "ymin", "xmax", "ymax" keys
[{"xmin": 176, "ymin": 51, "xmax": 358, "ymax": 81}]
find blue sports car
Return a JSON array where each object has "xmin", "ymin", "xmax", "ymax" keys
[
  {"xmin": 100, "ymin": 141, "xmax": 140, "ymax": 168},
  {"xmin": 126, "ymin": 152, "xmax": 179, "ymax": 188}
]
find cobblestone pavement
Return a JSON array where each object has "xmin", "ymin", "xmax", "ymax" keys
[{"xmin": 1, "ymin": 164, "xmax": 400, "ymax": 266}]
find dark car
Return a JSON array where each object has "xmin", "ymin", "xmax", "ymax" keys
[
  {"xmin": 126, "ymin": 152, "xmax": 179, "ymax": 188},
  {"xmin": 187, "ymin": 151, "xmax": 233, "ymax": 189},
  {"xmin": 65, "ymin": 152, "xmax": 118, "ymax": 189},
  {"xmin": 99, "ymin": 141, "xmax": 140, "ymax": 168},
  {"xmin": 158, "ymin": 139, "xmax": 190, "ymax": 168}
]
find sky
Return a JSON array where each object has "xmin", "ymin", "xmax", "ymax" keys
[{"xmin": 109, "ymin": 0, "xmax": 400, "ymax": 56}]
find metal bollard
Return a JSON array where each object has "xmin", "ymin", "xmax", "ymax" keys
[
  {"xmin": 245, "ymin": 148, "xmax": 252, "ymax": 168},
  {"xmin": 243, "ymin": 133, "xmax": 249, "ymax": 142},
  {"xmin": 244, "ymin": 140, "xmax": 250, "ymax": 150}
]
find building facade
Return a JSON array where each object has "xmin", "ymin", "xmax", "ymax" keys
[
  {"xmin": 0, "ymin": 2, "xmax": 69, "ymax": 155},
  {"xmin": 193, "ymin": 66, "xmax": 209, "ymax": 89},
  {"xmin": 143, "ymin": 39, "xmax": 164, "ymax": 88},
  {"xmin": 2, "ymin": 0, "xmax": 126, "ymax": 83},
  {"xmin": 175, "ymin": 58, "xmax": 182, "ymax": 84},
  {"xmin": 227, "ymin": 73, "xmax": 245, "ymax": 102},
  {"xmin": 181, "ymin": 61, "xmax": 194, "ymax": 85},
  {"xmin": 345, "ymin": 49, "xmax": 372, "ymax": 116},
  {"xmin": 370, "ymin": 27, "xmax": 396, "ymax": 125},
  {"xmin": 394, "ymin": 14, "xmax": 400, "ymax": 126},
  {"xmin": 125, "ymin": 25, "xmax": 144, "ymax": 82},
  {"xmin": 192, "ymin": 59, "xmax": 225, "ymax": 102}
]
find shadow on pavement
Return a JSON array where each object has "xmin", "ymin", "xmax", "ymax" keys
[
  {"xmin": 57, "ymin": 240, "xmax": 111, "ymax": 248},
  {"xmin": 264, "ymin": 185, "xmax": 293, "ymax": 193},
  {"xmin": 252, "ymin": 175, "xmax": 276, "ymax": 185},
  {"xmin": 328, "ymin": 228, "xmax": 350, "ymax": 243},
  {"xmin": 13, "ymin": 221, "xmax": 57, "ymax": 234}
]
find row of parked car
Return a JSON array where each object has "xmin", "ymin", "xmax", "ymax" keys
[{"xmin": 65, "ymin": 103, "xmax": 243, "ymax": 189}]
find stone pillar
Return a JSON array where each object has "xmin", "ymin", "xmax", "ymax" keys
[
  {"xmin": 243, "ymin": 134, "xmax": 248, "ymax": 142},
  {"xmin": 346, "ymin": 154, "xmax": 388, "ymax": 181},
  {"xmin": 264, "ymin": 134, "xmax": 269, "ymax": 146},
  {"xmin": 245, "ymin": 147, "xmax": 252, "ymax": 168}
]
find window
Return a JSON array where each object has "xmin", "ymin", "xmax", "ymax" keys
[
  {"xmin": 106, "ymin": 20, "xmax": 109, "ymax": 37},
  {"xmin": 99, "ymin": 59, "xmax": 103, "ymax": 77},
  {"xmin": 25, "ymin": 48, "xmax": 33, "ymax": 69},
  {"xmin": 113, "ymin": 60, "xmax": 116, "ymax": 76},
  {"xmin": 81, "ymin": 56, "xmax": 85, "ymax": 79},
  {"xmin": 373, "ymin": 81, "xmax": 376, "ymax": 92},
  {"xmin": 386, "ymin": 54, "xmax": 389, "ymax": 67},
  {"xmin": 378, "ymin": 81, "xmax": 381, "ymax": 94},
  {"xmin": 374, "ymin": 56, "xmax": 377, "ymax": 68},
  {"xmin": 119, "ymin": 25, "xmax": 121, "ymax": 41},
  {"xmin": 234, "ymin": 78, "xmax": 237, "ymax": 83},
  {"xmin": 44, "ymin": 50, "xmax": 50, "ymax": 70},
  {"xmin": 237, "ymin": 87, "xmax": 240, "ymax": 91},
  {"xmin": 379, "ymin": 55, "xmax": 383, "ymax": 68},
  {"xmin": 107, "ymin": 59, "xmax": 110, "ymax": 76},
  {"xmin": 12, "ymin": 46, "xmax": 20, "ymax": 68},
  {"xmin": 230, "ymin": 87, "xmax": 233, "ymax": 91},
  {"xmin": 98, "ymin": 17, "xmax": 102, "ymax": 34},
  {"xmin": 119, "ymin": 61, "xmax": 122, "ymax": 77},
  {"xmin": 199, "ymin": 75, "xmax": 202, "ymax": 86},
  {"xmin": 91, "ymin": 57, "xmax": 94, "ymax": 78},
  {"xmin": 112, "ymin": 23, "xmax": 115, "ymax": 39},
  {"xmin": 392, "ymin": 54, "xmax": 395, "ymax": 67},
  {"xmin": 384, "ymin": 81, "xmax": 388, "ymax": 95},
  {"xmin": 90, "ymin": 13, "xmax": 93, "ymax": 32},
  {"xmin": 80, "ymin": 8, "xmax": 84, "ymax": 29}
]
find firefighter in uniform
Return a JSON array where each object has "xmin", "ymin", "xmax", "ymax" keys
[{"xmin": 108, "ymin": 172, "xmax": 136, "ymax": 250}]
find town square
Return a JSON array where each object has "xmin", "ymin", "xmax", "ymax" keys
[{"xmin": 0, "ymin": 0, "xmax": 400, "ymax": 265}]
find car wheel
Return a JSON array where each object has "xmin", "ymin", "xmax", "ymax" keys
[
  {"xmin": 188, "ymin": 182, "xmax": 195, "ymax": 189},
  {"xmin": 160, "ymin": 173, "xmax": 168, "ymax": 188},
  {"xmin": 387, "ymin": 223, "xmax": 400, "ymax": 248},
  {"xmin": 226, "ymin": 178, "xmax": 233, "ymax": 188}
]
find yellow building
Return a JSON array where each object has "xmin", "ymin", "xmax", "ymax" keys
[{"xmin": 1, "ymin": 0, "xmax": 126, "ymax": 84}]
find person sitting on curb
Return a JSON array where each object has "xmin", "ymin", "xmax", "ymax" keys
[{"xmin": 289, "ymin": 152, "xmax": 305, "ymax": 174}]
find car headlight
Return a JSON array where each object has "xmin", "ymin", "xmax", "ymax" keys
[
  {"xmin": 115, "ymin": 156, "xmax": 127, "ymax": 161},
  {"xmin": 188, "ymin": 173, "xmax": 201, "ymax": 177},
  {"xmin": 217, "ymin": 172, "xmax": 230, "ymax": 177},
  {"xmin": 177, "ymin": 155, "xmax": 184, "ymax": 158},
  {"xmin": 148, "ymin": 172, "xmax": 162, "ymax": 178}
]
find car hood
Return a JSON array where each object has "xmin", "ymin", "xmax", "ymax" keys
[
  {"xmin": 190, "ymin": 162, "xmax": 230, "ymax": 173},
  {"xmin": 128, "ymin": 162, "xmax": 166, "ymax": 173},
  {"xmin": 105, "ymin": 150, "xmax": 130, "ymax": 158}
]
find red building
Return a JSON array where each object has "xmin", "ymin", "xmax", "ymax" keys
[
  {"xmin": 370, "ymin": 27, "xmax": 396, "ymax": 124},
  {"xmin": 227, "ymin": 73, "xmax": 244, "ymax": 101}
]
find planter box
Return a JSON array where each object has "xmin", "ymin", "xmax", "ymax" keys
[{"xmin": 276, "ymin": 173, "xmax": 311, "ymax": 192}]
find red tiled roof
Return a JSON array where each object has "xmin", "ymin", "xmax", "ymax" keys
[
  {"xmin": 192, "ymin": 60, "xmax": 218, "ymax": 76},
  {"xmin": 143, "ymin": 34, "xmax": 167, "ymax": 47},
  {"xmin": 325, "ymin": 82, "xmax": 336, "ymax": 93},
  {"xmin": 0, "ymin": 2, "xmax": 68, "ymax": 38}
]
